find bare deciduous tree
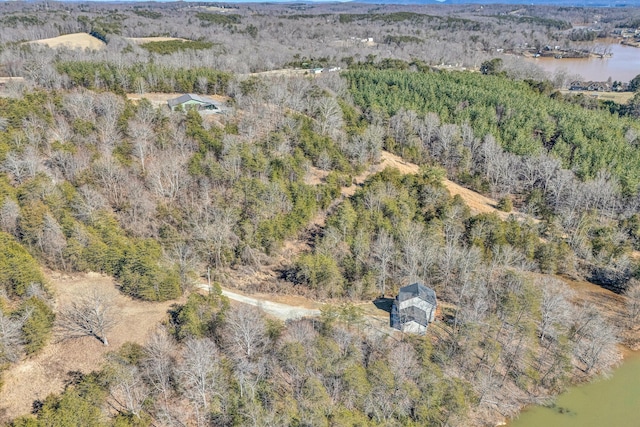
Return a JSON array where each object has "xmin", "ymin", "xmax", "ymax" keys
[
  {"xmin": 178, "ymin": 338, "xmax": 223, "ymax": 426},
  {"xmin": 128, "ymin": 119, "xmax": 155, "ymax": 173},
  {"xmin": 92, "ymin": 157, "xmax": 130, "ymax": 210},
  {"xmin": 146, "ymin": 149, "xmax": 191, "ymax": 202},
  {"xmin": 372, "ymin": 230, "xmax": 395, "ymax": 297},
  {"xmin": 224, "ymin": 305, "xmax": 268, "ymax": 360},
  {"xmin": 571, "ymin": 308, "xmax": 619, "ymax": 374},
  {"xmin": 624, "ymin": 279, "xmax": 640, "ymax": 329},
  {"xmin": 168, "ymin": 242, "xmax": 199, "ymax": 292},
  {"xmin": 62, "ymin": 90, "xmax": 95, "ymax": 122},
  {"xmin": 0, "ymin": 198, "xmax": 20, "ymax": 236},
  {"xmin": 109, "ymin": 365, "xmax": 149, "ymax": 418},
  {"xmin": 538, "ymin": 278, "xmax": 574, "ymax": 342},
  {"xmin": 399, "ymin": 223, "xmax": 426, "ymax": 284},
  {"xmin": 0, "ymin": 309, "xmax": 24, "ymax": 363},
  {"xmin": 57, "ymin": 290, "xmax": 117, "ymax": 346},
  {"xmin": 2, "ymin": 145, "xmax": 40, "ymax": 184},
  {"xmin": 388, "ymin": 341, "xmax": 418, "ymax": 381},
  {"xmin": 144, "ymin": 327, "xmax": 176, "ymax": 404},
  {"xmin": 73, "ymin": 185, "xmax": 109, "ymax": 222},
  {"xmin": 41, "ymin": 213, "xmax": 67, "ymax": 270},
  {"xmin": 193, "ymin": 207, "xmax": 239, "ymax": 268}
]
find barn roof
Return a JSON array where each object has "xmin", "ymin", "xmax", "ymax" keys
[{"xmin": 397, "ymin": 282, "xmax": 437, "ymax": 306}]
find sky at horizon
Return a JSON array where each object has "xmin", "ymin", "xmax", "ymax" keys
[{"xmin": 3, "ymin": 0, "xmax": 640, "ymax": 4}]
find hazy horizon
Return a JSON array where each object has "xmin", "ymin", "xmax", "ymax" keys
[{"xmin": 4, "ymin": 0, "xmax": 640, "ymax": 6}]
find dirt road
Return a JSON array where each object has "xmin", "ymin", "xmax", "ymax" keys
[{"xmin": 197, "ymin": 285, "xmax": 322, "ymax": 320}]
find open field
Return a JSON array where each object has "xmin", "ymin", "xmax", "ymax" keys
[
  {"xmin": 0, "ymin": 272, "xmax": 179, "ymax": 422},
  {"xmin": 560, "ymin": 89, "xmax": 635, "ymax": 104},
  {"xmin": 27, "ymin": 33, "xmax": 105, "ymax": 50}
]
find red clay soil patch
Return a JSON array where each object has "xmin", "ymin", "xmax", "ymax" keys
[{"xmin": 0, "ymin": 272, "xmax": 178, "ymax": 422}]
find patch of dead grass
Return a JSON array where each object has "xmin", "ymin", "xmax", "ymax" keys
[
  {"xmin": 560, "ymin": 89, "xmax": 634, "ymax": 104},
  {"xmin": 27, "ymin": 33, "xmax": 105, "ymax": 50},
  {"xmin": 0, "ymin": 272, "xmax": 179, "ymax": 422}
]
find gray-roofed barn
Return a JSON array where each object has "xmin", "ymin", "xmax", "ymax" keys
[
  {"xmin": 391, "ymin": 282, "xmax": 437, "ymax": 334},
  {"xmin": 167, "ymin": 94, "xmax": 220, "ymax": 112}
]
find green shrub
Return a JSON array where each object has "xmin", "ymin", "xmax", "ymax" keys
[
  {"xmin": 18, "ymin": 297, "xmax": 55, "ymax": 355},
  {"xmin": 195, "ymin": 12, "xmax": 241, "ymax": 25},
  {"xmin": 140, "ymin": 40, "xmax": 214, "ymax": 55},
  {"xmin": 168, "ymin": 286, "xmax": 229, "ymax": 341},
  {"xmin": 497, "ymin": 196, "xmax": 513, "ymax": 212},
  {"xmin": 0, "ymin": 232, "xmax": 45, "ymax": 297}
]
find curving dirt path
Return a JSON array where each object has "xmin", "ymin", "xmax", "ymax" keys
[{"xmin": 197, "ymin": 285, "xmax": 321, "ymax": 320}]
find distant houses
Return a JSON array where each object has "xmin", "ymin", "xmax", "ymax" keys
[
  {"xmin": 569, "ymin": 80, "xmax": 629, "ymax": 92},
  {"xmin": 391, "ymin": 282, "xmax": 437, "ymax": 335},
  {"xmin": 167, "ymin": 93, "xmax": 221, "ymax": 112},
  {"xmin": 310, "ymin": 66, "xmax": 341, "ymax": 75}
]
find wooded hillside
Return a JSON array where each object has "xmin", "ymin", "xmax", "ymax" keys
[{"xmin": 1, "ymin": 2, "xmax": 640, "ymax": 426}]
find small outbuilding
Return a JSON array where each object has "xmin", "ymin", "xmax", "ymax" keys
[
  {"xmin": 167, "ymin": 93, "xmax": 220, "ymax": 112},
  {"xmin": 391, "ymin": 282, "xmax": 437, "ymax": 334}
]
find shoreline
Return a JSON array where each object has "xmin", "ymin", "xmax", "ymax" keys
[{"xmin": 496, "ymin": 276, "xmax": 640, "ymax": 427}]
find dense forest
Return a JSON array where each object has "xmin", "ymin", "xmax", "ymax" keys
[{"xmin": 0, "ymin": 2, "xmax": 640, "ymax": 426}]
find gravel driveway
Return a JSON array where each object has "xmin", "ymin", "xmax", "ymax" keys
[{"xmin": 197, "ymin": 285, "xmax": 321, "ymax": 320}]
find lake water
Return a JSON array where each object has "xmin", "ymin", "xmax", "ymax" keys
[
  {"xmin": 507, "ymin": 352, "xmax": 640, "ymax": 427},
  {"xmin": 525, "ymin": 43, "xmax": 640, "ymax": 82}
]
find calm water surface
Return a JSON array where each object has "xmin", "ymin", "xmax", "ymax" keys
[
  {"xmin": 525, "ymin": 43, "xmax": 640, "ymax": 82},
  {"xmin": 507, "ymin": 352, "xmax": 640, "ymax": 427}
]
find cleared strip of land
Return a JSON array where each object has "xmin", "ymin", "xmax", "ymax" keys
[
  {"xmin": 27, "ymin": 33, "xmax": 105, "ymax": 50},
  {"xmin": 560, "ymin": 89, "xmax": 634, "ymax": 104}
]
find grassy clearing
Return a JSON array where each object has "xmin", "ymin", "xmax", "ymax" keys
[{"xmin": 560, "ymin": 89, "xmax": 635, "ymax": 104}]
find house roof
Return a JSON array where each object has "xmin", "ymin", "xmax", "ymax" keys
[
  {"xmin": 167, "ymin": 93, "xmax": 218, "ymax": 108},
  {"xmin": 400, "ymin": 305, "xmax": 429, "ymax": 326},
  {"xmin": 397, "ymin": 282, "xmax": 437, "ymax": 306}
]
